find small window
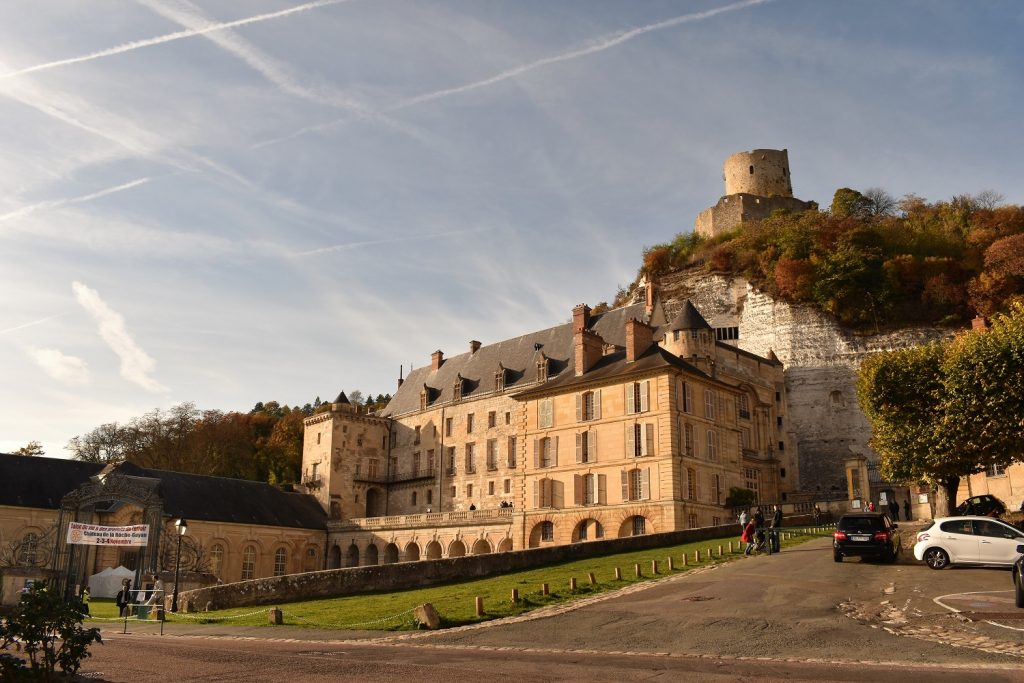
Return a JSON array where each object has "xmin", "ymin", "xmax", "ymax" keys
[
  {"xmin": 316, "ymin": 432, "xmax": 321, "ymax": 445},
  {"xmin": 780, "ymin": 467, "xmax": 786, "ymax": 478},
  {"xmin": 505, "ymin": 412, "xmax": 511, "ymax": 424},
  {"xmin": 488, "ymin": 411, "xmax": 496, "ymax": 428},
  {"xmin": 987, "ymin": 463, "xmax": 1005, "ymax": 477},
  {"xmin": 778, "ymin": 441, "xmax": 785, "ymax": 451},
  {"xmin": 427, "ymin": 489, "xmax": 433, "ymax": 504},
  {"xmin": 412, "ymin": 491, "xmax": 418, "ymax": 505},
  {"xmin": 445, "ymin": 417, "xmax": 453, "ymax": 437},
  {"xmin": 504, "ymin": 478, "xmax": 511, "ymax": 494},
  {"xmin": 414, "ymin": 426, "xmax": 421, "ymax": 444},
  {"xmin": 467, "ymin": 413, "xmax": 474, "ymax": 433},
  {"xmin": 467, "ymin": 483, "xmax": 473, "ymax": 498},
  {"xmin": 541, "ymin": 521, "xmax": 554, "ymax": 541},
  {"xmin": 749, "ymin": 164, "xmax": 754, "ymax": 174},
  {"xmin": 488, "ymin": 480, "xmax": 495, "ymax": 495},
  {"xmin": 632, "ymin": 516, "xmax": 646, "ymax": 535},
  {"xmin": 450, "ymin": 485, "xmax": 456, "ymax": 498}
]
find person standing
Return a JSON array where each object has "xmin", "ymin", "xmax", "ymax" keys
[
  {"xmin": 753, "ymin": 507, "xmax": 765, "ymax": 529},
  {"xmin": 813, "ymin": 505, "xmax": 822, "ymax": 524},
  {"xmin": 904, "ymin": 499, "xmax": 912, "ymax": 521},
  {"xmin": 889, "ymin": 499, "xmax": 900, "ymax": 521},
  {"xmin": 739, "ymin": 509, "xmax": 749, "ymax": 528},
  {"xmin": 115, "ymin": 580, "xmax": 131, "ymax": 617},
  {"xmin": 81, "ymin": 586, "xmax": 91, "ymax": 615},
  {"xmin": 770, "ymin": 505, "xmax": 783, "ymax": 553}
]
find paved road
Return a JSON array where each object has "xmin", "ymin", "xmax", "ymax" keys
[{"xmin": 80, "ymin": 536, "xmax": 1024, "ymax": 682}]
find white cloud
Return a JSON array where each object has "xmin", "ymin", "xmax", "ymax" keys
[
  {"xmin": 27, "ymin": 348, "xmax": 90, "ymax": 385},
  {"xmin": 71, "ymin": 281, "xmax": 168, "ymax": 393}
]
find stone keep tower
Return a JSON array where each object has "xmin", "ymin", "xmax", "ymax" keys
[{"xmin": 694, "ymin": 148, "xmax": 816, "ymax": 239}]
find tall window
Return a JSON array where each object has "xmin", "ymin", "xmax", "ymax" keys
[
  {"xmin": 210, "ymin": 544, "xmax": 225, "ymax": 576},
  {"xmin": 412, "ymin": 451, "xmax": 421, "ymax": 474},
  {"xmin": 446, "ymin": 447, "xmax": 456, "ymax": 475},
  {"xmin": 576, "ymin": 431, "xmax": 595, "ymax": 463},
  {"xmin": 414, "ymin": 425, "xmax": 421, "ymax": 444},
  {"xmin": 626, "ymin": 423, "xmax": 654, "ymax": 457},
  {"xmin": 467, "ymin": 483, "xmax": 473, "ymax": 498},
  {"xmin": 412, "ymin": 491, "xmax": 418, "ymax": 505},
  {"xmin": 445, "ymin": 417, "xmax": 453, "ymax": 436},
  {"xmin": 624, "ymin": 468, "xmax": 649, "ymax": 501},
  {"xmin": 504, "ymin": 478, "xmax": 511, "ymax": 494},
  {"xmin": 688, "ymin": 514, "xmax": 698, "ymax": 529},
  {"xmin": 367, "ymin": 459, "xmax": 379, "ymax": 479},
  {"xmin": 539, "ymin": 398, "xmax": 554, "ymax": 428},
  {"xmin": 681, "ymin": 381, "xmax": 692, "ymax": 414},
  {"xmin": 426, "ymin": 449, "xmax": 435, "ymax": 473},
  {"xmin": 486, "ymin": 439, "xmax": 498, "ymax": 470},
  {"xmin": 704, "ymin": 389, "xmax": 716, "ymax": 419},
  {"xmin": 632, "ymin": 517, "xmax": 646, "ymax": 535},
  {"xmin": 535, "ymin": 478, "xmax": 554, "ymax": 507},
  {"xmin": 467, "ymin": 413, "xmax": 474, "ymax": 433},
  {"xmin": 712, "ymin": 474, "xmax": 721, "ymax": 504},
  {"xmin": 488, "ymin": 411, "xmax": 496, "ymax": 428},
  {"xmin": 737, "ymin": 394, "xmax": 750, "ymax": 420},
  {"xmin": 488, "ymin": 480, "xmax": 495, "ymax": 495},
  {"xmin": 745, "ymin": 468, "xmax": 760, "ymax": 502},
  {"xmin": 427, "ymin": 489, "xmax": 433, "ymax": 505},
  {"xmin": 273, "ymin": 548, "xmax": 287, "ymax": 577},
  {"xmin": 241, "ymin": 545, "xmax": 257, "ymax": 581},
  {"xmin": 683, "ymin": 422, "xmax": 694, "ymax": 457},
  {"xmin": 584, "ymin": 473, "xmax": 597, "ymax": 504},
  {"xmin": 465, "ymin": 443, "xmax": 476, "ymax": 474},
  {"xmin": 541, "ymin": 521, "xmax": 554, "ymax": 541},
  {"xmin": 706, "ymin": 429, "xmax": 717, "ymax": 461},
  {"xmin": 507, "ymin": 436, "xmax": 517, "ymax": 468},
  {"xmin": 686, "ymin": 467, "xmax": 697, "ymax": 500},
  {"xmin": 578, "ymin": 390, "xmax": 601, "ymax": 421},
  {"xmin": 627, "ymin": 381, "xmax": 650, "ymax": 414},
  {"xmin": 535, "ymin": 436, "xmax": 557, "ymax": 468}
]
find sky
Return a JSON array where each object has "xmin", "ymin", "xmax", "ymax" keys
[{"xmin": 1, "ymin": 0, "xmax": 1022, "ymax": 458}]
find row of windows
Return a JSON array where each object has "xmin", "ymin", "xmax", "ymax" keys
[
  {"xmin": 535, "ymin": 516, "xmax": 644, "ymax": 543},
  {"xmin": 445, "ymin": 437, "xmax": 519, "ymax": 474},
  {"xmin": 435, "ymin": 411, "xmax": 513, "ymax": 438},
  {"xmin": 451, "ymin": 478, "xmax": 514, "ymax": 499},
  {"xmin": 531, "ymin": 468, "xmax": 651, "ymax": 508},
  {"xmin": 538, "ymin": 382, "xmax": 652, "ymax": 430}
]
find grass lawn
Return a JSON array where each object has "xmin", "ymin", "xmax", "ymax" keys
[{"xmin": 86, "ymin": 528, "xmax": 829, "ymax": 631}]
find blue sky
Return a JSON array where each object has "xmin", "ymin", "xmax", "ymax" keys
[{"xmin": 1, "ymin": 0, "xmax": 1022, "ymax": 457}]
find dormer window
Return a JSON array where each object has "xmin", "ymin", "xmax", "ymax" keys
[
  {"xmin": 453, "ymin": 375, "xmax": 464, "ymax": 402},
  {"xmin": 537, "ymin": 356, "xmax": 549, "ymax": 382},
  {"xmin": 494, "ymin": 365, "xmax": 506, "ymax": 392}
]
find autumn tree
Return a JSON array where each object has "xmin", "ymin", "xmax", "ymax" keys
[{"xmin": 14, "ymin": 441, "xmax": 45, "ymax": 457}]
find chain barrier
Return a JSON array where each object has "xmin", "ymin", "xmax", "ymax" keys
[
  {"xmin": 285, "ymin": 608, "xmax": 417, "ymax": 630},
  {"xmin": 165, "ymin": 608, "xmax": 268, "ymax": 622}
]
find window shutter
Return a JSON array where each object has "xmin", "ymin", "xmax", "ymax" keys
[
  {"xmin": 533, "ymin": 438, "xmax": 540, "ymax": 469},
  {"xmin": 594, "ymin": 389, "xmax": 602, "ymax": 419},
  {"xmin": 576, "ymin": 394, "xmax": 582, "ymax": 422},
  {"xmin": 553, "ymin": 435, "xmax": 559, "ymax": 466},
  {"xmin": 620, "ymin": 470, "xmax": 629, "ymax": 501},
  {"xmin": 641, "ymin": 468, "xmax": 651, "ymax": 501},
  {"xmin": 598, "ymin": 474, "xmax": 607, "ymax": 504},
  {"xmin": 640, "ymin": 380, "xmax": 650, "ymax": 412},
  {"xmin": 574, "ymin": 474, "xmax": 583, "ymax": 505},
  {"xmin": 591, "ymin": 430, "xmax": 598, "ymax": 462},
  {"xmin": 694, "ymin": 470, "xmax": 700, "ymax": 500},
  {"xmin": 645, "ymin": 423, "xmax": 655, "ymax": 457},
  {"xmin": 625, "ymin": 423, "xmax": 636, "ymax": 458},
  {"xmin": 626, "ymin": 383, "xmax": 635, "ymax": 414},
  {"xmin": 533, "ymin": 480, "xmax": 539, "ymax": 508},
  {"xmin": 575, "ymin": 432, "xmax": 582, "ymax": 463}
]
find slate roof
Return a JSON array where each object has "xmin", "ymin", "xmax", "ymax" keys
[
  {"xmin": 0, "ymin": 453, "xmax": 103, "ymax": 509},
  {"xmin": 668, "ymin": 300, "xmax": 711, "ymax": 331},
  {"xmin": 381, "ymin": 303, "xmax": 648, "ymax": 417},
  {"xmin": 0, "ymin": 453, "xmax": 326, "ymax": 530}
]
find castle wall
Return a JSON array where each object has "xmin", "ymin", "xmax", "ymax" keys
[
  {"xmin": 694, "ymin": 194, "xmax": 816, "ymax": 239},
  {"xmin": 724, "ymin": 149, "xmax": 793, "ymax": 197}
]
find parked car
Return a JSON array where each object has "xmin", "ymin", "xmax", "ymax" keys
[
  {"xmin": 1014, "ymin": 544, "xmax": 1024, "ymax": 608},
  {"xmin": 914, "ymin": 516, "xmax": 1024, "ymax": 569},
  {"xmin": 833, "ymin": 512, "xmax": 902, "ymax": 563},
  {"xmin": 954, "ymin": 494, "xmax": 1006, "ymax": 518}
]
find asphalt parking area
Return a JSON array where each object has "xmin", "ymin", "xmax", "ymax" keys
[{"xmin": 934, "ymin": 590, "xmax": 1024, "ymax": 631}]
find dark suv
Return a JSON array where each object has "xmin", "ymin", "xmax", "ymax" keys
[
  {"xmin": 833, "ymin": 512, "xmax": 902, "ymax": 563},
  {"xmin": 955, "ymin": 494, "xmax": 1006, "ymax": 518}
]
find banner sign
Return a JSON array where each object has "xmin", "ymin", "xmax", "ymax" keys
[{"xmin": 66, "ymin": 522, "xmax": 149, "ymax": 547}]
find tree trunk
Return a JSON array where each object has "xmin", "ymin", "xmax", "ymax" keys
[{"xmin": 932, "ymin": 476, "xmax": 960, "ymax": 517}]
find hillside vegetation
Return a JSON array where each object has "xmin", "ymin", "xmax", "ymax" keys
[{"xmin": 638, "ymin": 189, "xmax": 1024, "ymax": 329}]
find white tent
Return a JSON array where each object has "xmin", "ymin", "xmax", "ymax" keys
[{"xmin": 86, "ymin": 566, "xmax": 135, "ymax": 598}]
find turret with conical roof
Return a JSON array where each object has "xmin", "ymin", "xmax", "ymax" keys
[{"xmin": 660, "ymin": 300, "xmax": 714, "ymax": 361}]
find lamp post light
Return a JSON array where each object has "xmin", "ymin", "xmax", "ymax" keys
[{"xmin": 171, "ymin": 517, "xmax": 187, "ymax": 613}]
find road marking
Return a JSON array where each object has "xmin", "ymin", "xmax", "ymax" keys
[{"xmin": 933, "ymin": 590, "xmax": 1024, "ymax": 632}]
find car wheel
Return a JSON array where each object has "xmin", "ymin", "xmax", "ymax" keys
[
  {"xmin": 1016, "ymin": 571, "xmax": 1024, "ymax": 609},
  {"xmin": 924, "ymin": 547, "xmax": 949, "ymax": 570},
  {"xmin": 833, "ymin": 551, "xmax": 842, "ymax": 563}
]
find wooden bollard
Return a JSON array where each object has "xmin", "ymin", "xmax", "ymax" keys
[
  {"xmin": 569, "ymin": 577, "xmax": 577, "ymax": 591},
  {"xmin": 511, "ymin": 588, "xmax": 519, "ymax": 603},
  {"xmin": 542, "ymin": 583, "xmax": 549, "ymax": 595},
  {"xmin": 268, "ymin": 608, "xmax": 282, "ymax": 625},
  {"xmin": 681, "ymin": 553, "xmax": 687, "ymax": 566},
  {"xmin": 695, "ymin": 550, "xmax": 701, "ymax": 563},
  {"xmin": 706, "ymin": 547, "xmax": 712, "ymax": 559},
  {"xmin": 717, "ymin": 545, "xmax": 723, "ymax": 557},
  {"xmin": 588, "ymin": 572, "xmax": 597, "ymax": 585},
  {"xmin": 667, "ymin": 556, "xmax": 674, "ymax": 570},
  {"xmin": 634, "ymin": 563, "xmax": 642, "ymax": 577},
  {"xmin": 651, "ymin": 559, "xmax": 658, "ymax": 574},
  {"xmin": 475, "ymin": 596, "xmax": 484, "ymax": 616},
  {"xmin": 728, "ymin": 541, "xmax": 733, "ymax": 553},
  {"xmin": 614, "ymin": 567, "xmax": 622, "ymax": 580}
]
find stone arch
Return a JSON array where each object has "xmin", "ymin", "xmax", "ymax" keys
[
  {"xmin": 382, "ymin": 543, "xmax": 399, "ymax": 564},
  {"xmin": 403, "ymin": 542, "xmax": 421, "ymax": 562},
  {"xmin": 424, "ymin": 540, "xmax": 442, "ymax": 560},
  {"xmin": 618, "ymin": 515, "xmax": 649, "ymax": 538},
  {"xmin": 497, "ymin": 538, "xmax": 513, "ymax": 552},
  {"xmin": 365, "ymin": 543, "xmax": 379, "ymax": 566},
  {"xmin": 471, "ymin": 538, "xmax": 492, "ymax": 555},
  {"xmin": 345, "ymin": 543, "xmax": 360, "ymax": 567},
  {"xmin": 365, "ymin": 487, "xmax": 385, "ymax": 517},
  {"xmin": 447, "ymin": 539, "xmax": 467, "ymax": 557},
  {"xmin": 528, "ymin": 520, "xmax": 554, "ymax": 548},
  {"xmin": 328, "ymin": 544, "xmax": 342, "ymax": 569},
  {"xmin": 572, "ymin": 518, "xmax": 604, "ymax": 542}
]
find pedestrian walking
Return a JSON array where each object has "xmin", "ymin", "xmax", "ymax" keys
[
  {"xmin": 889, "ymin": 499, "xmax": 899, "ymax": 521},
  {"xmin": 813, "ymin": 504, "xmax": 822, "ymax": 524},
  {"xmin": 770, "ymin": 505, "xmax": 783, "ymax": 553},
  {"xmin": 739, "ymin": 509, "xmax": 748, "ymax": 528},
  {"xmin": 81, "ymin": 586, "xmax": 91, "ymax": 615},
  {"xmin": 115, "ymin": 580, "xmax": 131, "ymax": 617},
  {"xmin": 904, "ymin": 499, "xmax": 912, "ymax": 521}
]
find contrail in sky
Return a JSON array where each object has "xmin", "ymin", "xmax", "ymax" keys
[
  {"xmin": 0, "ymin": 315, "xmax": 62, "ymax": 336},
  {"xmin": 0, "ymin": 0, "xmax": 345, "ymax": 80},
  {"xmin": 256, "ymin": 0, "xmax": 771, "ymax": 148},
  {"xmin": 0, "ymin": 178, "xmax": 150, "ymax": 223},
  {"xmin": 291, "ymin": 227, "xmax": 491, "ymax": 257}
]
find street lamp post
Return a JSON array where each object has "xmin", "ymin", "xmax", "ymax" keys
[{"xmin": 171, "ymin": 518, "xmax": 187, "ymax": 613}]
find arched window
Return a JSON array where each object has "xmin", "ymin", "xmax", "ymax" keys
[
  {"xmin": 209, "ymin": 544, "xmax": 225, "ymax": 576},
  {"xmin": 241, "ymin": 545, "xmax": 257, "ymax": 580},
  {"xmin": 273, "ymin": 548, "xmax": 287, "ymax": 577}
]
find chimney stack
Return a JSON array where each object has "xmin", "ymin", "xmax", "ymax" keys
[
  {"xmin": 971, "ymin": 316, "xmax": 990, "ymax": 331},
  {"xmin": 625, "ymin": 318, "xmax": 654, "ymax": 362},
  {"xmin": 469, "ymin": 340, "xmax": 481, "ymax": 354},
  {"xmin": 645, "ymin": 278, "xmax": 655, "ymax": 318},
  {"xmin": 572, "ymin": 303, "xmax": 591, "ymax": 333},
  {"xmin": 398, "ymin": 365, "xmax": 404, "ymax": 389},
  {"xmin": 431, "ymin": 350, "xmax": 444, "ymax": 371}
]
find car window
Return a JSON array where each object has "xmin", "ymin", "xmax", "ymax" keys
[
  {"xmin": 973, "ymin": 520, "xmax": 1021, "ymax": 539},
  {"xmin": 940, "ymin": 519, "xmax": 974, "ymax": 535},
  {"xmin": 839, "ymin": 516, "xmax": 882, "ymax": 532},
  {"xmin": 919, "ymin": 521, "xmax": 935, "ymax": 532}
]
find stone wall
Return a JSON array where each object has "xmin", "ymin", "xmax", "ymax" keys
[
  {"xmin": 656, "ymin": 270, "xmax": 954, "ymax": 496},
  {"xmin": 694, "ymin": 194, "xmax": 816, "ymax": 239},
  {"xmin": 179, "ymin": 520, "xmax": 762, "ymax": 611}
]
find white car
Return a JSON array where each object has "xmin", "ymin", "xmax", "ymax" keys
[{"xmin": 913, "ymin": 516, "xmax": 1024, "ymax": 569}]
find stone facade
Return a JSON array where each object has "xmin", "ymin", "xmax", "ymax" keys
[
  {"xmin": 302, "ymin": 301, "xmax": 793, "ymax": 565},
  {"xmin": 694, "ymin": 148, "xmax": 816, "ymax": 239}
]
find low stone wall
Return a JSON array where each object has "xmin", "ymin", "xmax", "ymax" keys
[{"xmin": 180, "ymin": 521, "xmax": 781, "ymax": 611}]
